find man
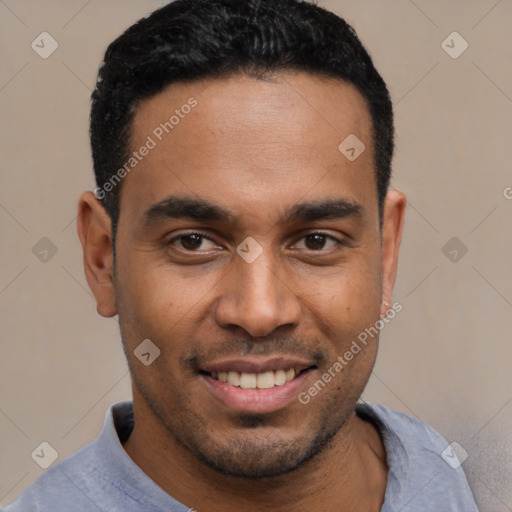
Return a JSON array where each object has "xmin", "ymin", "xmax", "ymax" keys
[{"xmin": 5, "ymin": 0, "xmax": 479, "ymax": 510}]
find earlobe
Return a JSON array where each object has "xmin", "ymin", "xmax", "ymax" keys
[
  {"xmin": 77, "ymin": 191, "xmax": 118, "ymax": 318},
  {"xmin": 380, "ymin": 190, "xmax": 406, "ymax": 317}
]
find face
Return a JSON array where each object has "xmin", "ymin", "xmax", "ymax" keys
[{"xmin": 79, "ymin": 72, "xmax": 405, "ymax": 479}]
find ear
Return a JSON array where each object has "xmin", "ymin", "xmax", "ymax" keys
[
  {"xmin": 380, "ymin": 189, "xmax": 406, "ymax": 318},
  {"xmin": 77, "ymin": 191, "xmax": 117, "ymax": 317}
]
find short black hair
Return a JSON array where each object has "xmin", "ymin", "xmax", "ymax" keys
[{"xmin": 90, "ymin": 0, "xmax": 394, "ymax": 236}]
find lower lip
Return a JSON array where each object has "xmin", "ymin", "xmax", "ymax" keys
[{"xmin": 201, "ymin": 370, "xmax": 314, "ymax": 414}]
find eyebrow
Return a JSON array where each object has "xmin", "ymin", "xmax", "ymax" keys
[
  {"xmin": 143, "ymin": 196, "xmax": 233, "ymax": 226},
  {"xmin": 142, "ymin": 195, "xmax": 363, "ymax": 227},
  {"xmin": 284, "ymin": 198, "xmax": 362, "ymax": 223}
]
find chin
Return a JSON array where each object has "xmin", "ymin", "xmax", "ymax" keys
[{"xmin": 180, "ymin": 414, "xmax": 345, "ymax": 480}]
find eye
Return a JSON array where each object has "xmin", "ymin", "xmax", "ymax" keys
[
  {"xmin": 168, "ymin": 233, "xmax": 218, "ymax": 251},
  {"xmin": 294, "ymin": 232, "xmax": 341, "ymax": 251}
]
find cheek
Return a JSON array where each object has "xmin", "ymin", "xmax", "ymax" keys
[
  {"xmin": 301, "ymin": 249, "xmax": 381, "ymax": 344},
  {"xmin": 115, "ymin": 251, "xmax": 216, "ymax": 347},
  {"xmin": 319, "ymin": 252, "xmax": 381, "ymax": 305}
]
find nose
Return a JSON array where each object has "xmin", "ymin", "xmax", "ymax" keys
[{"xmin": 214, "ymin": 252, "xmax": 301, "ymax": 338}]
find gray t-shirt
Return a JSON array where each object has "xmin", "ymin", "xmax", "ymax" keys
[{"xmin": 4, "ymin": 400, "xmax": 479, "ymax": 511}]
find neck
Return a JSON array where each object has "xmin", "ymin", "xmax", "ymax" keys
[{"xmin": 123, "ymin": 399, "xmax": 388, "ymax": 512}]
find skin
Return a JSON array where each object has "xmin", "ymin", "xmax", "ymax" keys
[{"xmin": 77, "ymin": 71, "xmax": 406, "ymax": 511}]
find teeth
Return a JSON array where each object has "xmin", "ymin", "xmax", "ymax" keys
[
  {"xmin": 274, "ymin": 370, "xmax": 286, "ymax": 386},
  {"xmin": 240, "ymin": 373, "xmax": 257, "ymax": 389},
  {"xmin": 285, "ymin": 369, "xmax": 295, "ymax": 381},
  {"xmin": 211, "ymin": 368, "xmax": 298, "ymax": 389},
  {"xmin": 256, "ymin": 371, "xmax": 275, "ymax": 389},
  {"xmin": 227, "ymin": 371, "xmax": 240, "ymax": 386}
]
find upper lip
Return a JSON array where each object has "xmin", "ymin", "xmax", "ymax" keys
[{"xmin": 200, "ymin": 357, "xmax": 317, "ymax": 375}]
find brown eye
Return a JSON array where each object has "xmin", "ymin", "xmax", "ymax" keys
[
  {"xmin": 305, "ymin": 234, "xmax": 329, "ymax": 250},
  {"xmin": 179, "ymin": 234, "xmax": 204, "ymax": 250},
  {"xmin": 168, "ymin": 233, "xmax": 218, "ymax": 251},
  {"xmin": 294, "ymin": 232, "xmax": 341, "ymax": 251}
]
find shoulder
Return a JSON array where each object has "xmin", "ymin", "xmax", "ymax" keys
[
  {"xmin": 360, "ymin": 402, "xmax": 451, "ymax": 454},
  {"xmin": 3, "ymin": 441, "xmax": 103, "ymax": 511},
  {"xmin": 4, "ymin": 401, "xmax": 134, "ymax": 512},
  {"xmin": 356, "ymin": 402, "xmax": 480, "ymax": 511}
]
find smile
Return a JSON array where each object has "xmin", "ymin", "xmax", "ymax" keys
[
  {"xmin": 207, "ymin": 368, "xmax": 301, "ymax": 389},
  {"xmin": 199, "ymin": 358, "xmax": 317, "ymax": 413}
]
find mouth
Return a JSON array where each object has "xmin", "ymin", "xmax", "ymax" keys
[
  {"xmin": 199, "ymin": 358, "xmax": 317, "ymax": 413},
  {"xmin": 201, "ymin": 367, "xmax": 312, "ymax": 390}
]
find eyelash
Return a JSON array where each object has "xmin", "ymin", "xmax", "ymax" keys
[
  {"xmin": 166, "ymin": 231, "xmax": 345, "ymax": 252},
  {"xmin": 167, "ymin": 231, "xmax": 217, "ymax": 250}
]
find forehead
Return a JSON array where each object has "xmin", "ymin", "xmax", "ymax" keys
[{"xmin": 121, "ymin": 71, "xmax": 375, "ymax": 223}]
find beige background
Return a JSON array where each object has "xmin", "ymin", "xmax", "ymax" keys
[{"xmin": 1, "ymin": 0, "xmax": 511, "ymax": 509}]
